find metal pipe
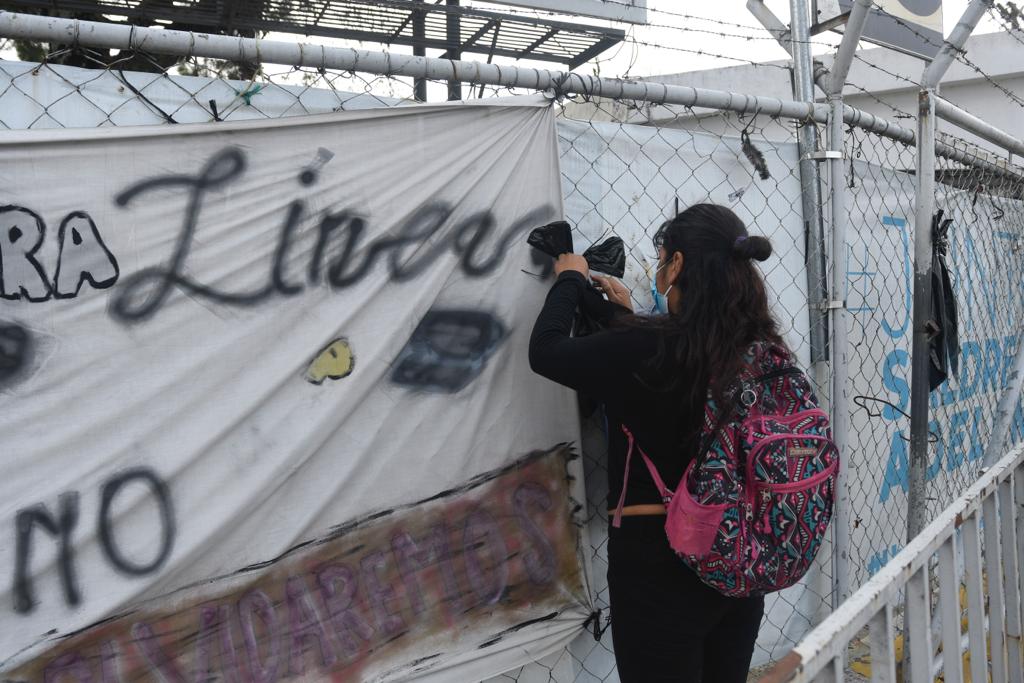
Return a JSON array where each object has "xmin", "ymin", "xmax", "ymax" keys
[
  {"xmin": 828, "ymin": 93, "xmax": 852, "ymax": 606},
  {"xmin": 908, "ymin": 88, "xmax": 937, "ymax": 542},
  {"xmin": 921, "ymin": 0, "xmax": 991, "ymax": 89},
  {"xmin": 821, "ymin": 13, "xmax": 867, "ymax": 601},
  {"xmin": 934, "ymin": 96, "xmax": 1024, "ymax": 158},
  {"xmin": 842, "ymin": 102, "xmax": 915, "ymax": 142},
  {"xmin": 908, "ymin": 0, "xmax": 992, "ymax": 548},
  {"xmin": 935, "ymin": 139, "xmax": 1024, "ymax": 182},
  {"xmin": 841, "ymin": 104, "xmax": 1024, "ymax": 182},
  {"xmin": 983, "ymin": 333, "xmax": 1024, "ymax": 466},
  {"xmin": 746, "ymin": 0, "xmax": 832, "ymax": 88},
  {"xmin": 828, "ymin": 0, "xmax": 872, "ymax": 95},
  {"xmin": 789, "ymin": 0, "xmax": 831, "ymax": 371},
  {"xmin": 746, "ymin": 0, "xmax": 790, "ymax": 48},
  {"xmin": 0, "ymin": 11, "xmax": 829, "ymax": 121}
]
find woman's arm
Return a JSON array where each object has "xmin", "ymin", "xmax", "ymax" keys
[
  {"xmin": 578, "ymin": 284, "xmax": 632, "ymax": 326},
  {"xmin": 529, "ymin": 270, "xmax": 653, "ymax": 402}
]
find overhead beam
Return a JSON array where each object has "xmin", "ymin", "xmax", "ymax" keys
[
  {"xmin": 457, "ymin": 18, "xmax": 497, "ymax": 52},
  {"xmin": 746, "ymin": 0, "xmax": 831, "ymax": 90},
  {"xmin": 568, "ymin": 35, "xmax": 618, "ymax": 69},
  {"xmin": 412, "ymin": 0, "xmax": 426, "ymax": 102},
  {"xmin": 810, "ymin": 10, "xmax": 850, "ymax": 35},
  {"xmin": 219, "ymin": 0, "xmax": 239, "ymax": 33},
  {"xmin": 922, "ymin": 0, "xmax": 990, "ymax": 88},
  {"xmin": 827, "ymin": 0, "xmax": 871, "ymax": 95},
  {"xmin": 520, "ymin": 27, "xmax": 558, "ymax": 57}
]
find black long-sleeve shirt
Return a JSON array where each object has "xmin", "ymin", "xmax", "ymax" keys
[{"xmin": 529, "ymin": 270, "xmax": 697, "ymax": 509}]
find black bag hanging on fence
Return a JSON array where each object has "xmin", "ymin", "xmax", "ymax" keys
[
  {"xmin": 527, "ymin": 221, "xmax": 574, "ymax": 258},
  {"xmin": 582, "ymin": 236, "xmax": 627, "ymax": 278},
  {"xmin": 526, "ymin": 222, "xmax": 627, "ymax": 335},
  {"xmin": 928, "ymin": 210, "xmax": 960, "ymax": 391},
  {"xmin": 572, "ymin": 235, "xmax": 628, "ymax": 341},
  {"xmin": 527, "ymin": 222, "xmax": 627, "ymax": 278}
]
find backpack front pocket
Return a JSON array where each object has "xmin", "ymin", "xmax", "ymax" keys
[{"xmin": 751, "ymin": 459, "xmax": 838, "ymax": 588}]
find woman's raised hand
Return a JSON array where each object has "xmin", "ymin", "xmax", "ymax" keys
[
  {"xmin": 592, "ymin": 275, "xmax": 633, "ymax": 312},
  {"xmin": 554, "ymin": 253, "xmax": 590, "ymax": 279}
]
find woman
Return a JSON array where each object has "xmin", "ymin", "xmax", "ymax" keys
[{"xmin": 529, "ymin": 203, "xmax": 783, "ymax": 682}]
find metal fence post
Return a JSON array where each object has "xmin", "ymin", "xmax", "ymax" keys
[
  {"xmin": 904, "ymin": 85, "xmax": 936, "ymax": 683},
  {"xmin": 826, "ymin": 94, "xmax": 853, "ymax": 609},
  {"xmin": 446, "ymin": 0, "xmax": 462, "ymax": 101},
  {"xmin": 413, "ymin": 0, "xmax": 428, "ymax": 102},
  {"xmin": 786, "ymin": 1, "xmax": 839, "ymax": 611},
  {"xmin": 787, "ymin": 0, "xmax": 830, "ymax": 377},
  {"xmin": 907, "ymin": 87, "xmax": 935, "ymax": 543},
  {"xmin": 908, "ymin": 0, "xmax": 993, "ymax": 542},
  {"xmin": 822, "ymin": 0, "xmax": 869, "ymax": 608}
]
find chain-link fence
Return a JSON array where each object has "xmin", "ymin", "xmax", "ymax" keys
[
  {"xmin": 837, "ymin": 122, "xmax": 1024, "ymax": 589},
  {"xmin": 929, "ymin": 139, "xmax": 1024, "ymax": 509},
  {"xmin": 840, "ymin": 127, "xmax": 919, "ymax": 589},
  {"xmin": 2, "ymin": 27, "xmax": 1023, "ymax": 681}
]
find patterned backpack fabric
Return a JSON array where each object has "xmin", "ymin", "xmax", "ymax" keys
[{"xmin": 611, "ymin": 342, "xmax": 839, "ymax": 597}]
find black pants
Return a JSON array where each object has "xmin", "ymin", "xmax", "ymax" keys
[{"xmin": 607, "ymin": 516, "xmax": 765, "ymax": 682}]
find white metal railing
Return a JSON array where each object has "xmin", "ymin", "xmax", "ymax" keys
[{"xmin": 760, "ymin": 442, "xmax": 1024, "ymax": 683}]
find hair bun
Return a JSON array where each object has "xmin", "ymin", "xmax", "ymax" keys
[{"xmin": 733, "ymin": 235, "xmax": 772, "ymax": 262}]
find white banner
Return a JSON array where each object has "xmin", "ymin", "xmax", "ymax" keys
[
  {"xmin": 844, "ymin": 159, "xmax": 1024, "ymax": 578},
  {"xmin": 0, "ymin": 97, "xmax": 592, "ymax": 681}
]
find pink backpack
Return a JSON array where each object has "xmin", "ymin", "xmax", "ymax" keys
[{"xmin": 612, "ymin": 343, "xmax": 839, "ymax": 597}]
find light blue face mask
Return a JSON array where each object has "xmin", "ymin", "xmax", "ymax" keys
[{"xmin": 650, "ymin": 262, "xmax": 673, "ymax": 314}]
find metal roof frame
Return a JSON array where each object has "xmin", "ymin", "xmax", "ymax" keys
[{"xmin": 2, "ymin": 0, "xmax": 625, "ymax": 68}]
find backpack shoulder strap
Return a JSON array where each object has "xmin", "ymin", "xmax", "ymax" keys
[{"xmin": 612, "ymin": 425, "xmax": 673, "ymax": 528}]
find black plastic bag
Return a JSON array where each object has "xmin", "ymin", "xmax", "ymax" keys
[
  {"xmin": 527, "ymin": 223, "xmax": 626, "ymax": 278},
  {"xmin": 527, "ymin": 221, "xmax": 574, "ymax": 258},
  {"xmin": 525, "ymin": 223, "xmax": 627, "ymax": 419},
  {"xmin": 526, "ymin": 223, "xmax": 625, "ymax": 341},
  {"xmin": 582, "ymin": 236, "xmax": 626, "ymax": 278},
  {"xmin": 928, "ymin": 210, "xmax": 960, "ymax": 391}
]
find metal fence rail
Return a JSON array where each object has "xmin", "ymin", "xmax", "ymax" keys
[{"xmin": 760, "ymin": 442, "xmax": 1024, "ymax": 683}]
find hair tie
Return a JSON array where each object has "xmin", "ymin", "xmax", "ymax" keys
[{"xmin": 734, "ymin": 236, "xmax": 748, "ymax": 248}]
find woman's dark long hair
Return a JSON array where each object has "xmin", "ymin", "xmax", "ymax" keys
[{"xmin": 626, "ymin": 203, "xmax": 786, "ymax": 417}]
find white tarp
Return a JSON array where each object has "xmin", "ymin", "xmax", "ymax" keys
[{"xmin": 0, "ymin": 96, "xmax": 592, "ymax": 682}]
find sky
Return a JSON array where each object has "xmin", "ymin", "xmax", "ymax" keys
[{"xmin": 463, "ymin": 0, "xmax": 1006, "ymax": 78}]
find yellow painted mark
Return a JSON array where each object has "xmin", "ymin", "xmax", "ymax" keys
[
  {"xmin": 846, "ymin": 585, "xmax": 990, "ymax": 682},
  {"xmin": 305, "ymin": 338, "xmax": 354, "ymax": 385}
]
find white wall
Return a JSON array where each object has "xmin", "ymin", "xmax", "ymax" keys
[{"xmin": 566, "ymin": 31, "xmax": 1024, "ymax": 158}]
